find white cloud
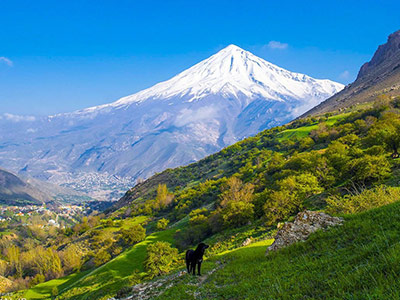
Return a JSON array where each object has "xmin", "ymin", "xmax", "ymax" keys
[
  {"xmin": 2, "ymin": 113, "xmax": 36, "ymax": 122},
  {"xmin": 339, "ymin": 70, "xmax": 350, "ymax": 80},
  {"xmin": 174, "ymin": 106, "xmax": 218, "ymax": 127},
  {"xmin": 27, "ymin": 128, "xmax": 37, "ymax": 133},
  {"xmin": 0, "ymin": 56, "xmax": 13, "ymax": 66},
  {"xmin": 267, "ymin": 41, "xmax": 289, "ymax": 50}
]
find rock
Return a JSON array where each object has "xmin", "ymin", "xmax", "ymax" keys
[
  {"xmin": 242, "ymin": 237, "xmax": 252, "ymax": 247},
  {"xmin": 266, "ymin": 210, "xmax": 343, "ymax": 255}
]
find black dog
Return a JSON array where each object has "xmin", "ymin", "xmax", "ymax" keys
[{"xmin": 185, "ymin": 243, "xmax": 209, "ymax": 275}]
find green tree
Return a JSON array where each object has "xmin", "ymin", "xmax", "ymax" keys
[
  {"xmin": 346, "ymin": 155, "xmax": 390, "ymax": 184},
  {"xmin": 144, "ymin": 242, "xmax": 179, "ymax": 278},
  {"xmin": 155, "ymin": 184, "xmax": 174, "ymax": 209},
  {"xmin": 94, "ymin": 249, "xmax": 111, "ymax": 267},
  {"xmin": 367, "ymin": 113, "xmax": 400, "ymax": 158},
  {"xmin": 156, "ymin": 218, "xmax": 169, "ymax": 230},
  {"xmin": 219, "ymin": 177, "xmax": 255, "ymax": 227},
  {"xmin": 120, "ymin": 224, "xmax": 146, "ymax": 245},
  {"xmin": 264, "ymin": 173, "xmax": 323, "ymax": 224}
]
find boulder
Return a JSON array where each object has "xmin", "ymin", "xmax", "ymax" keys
[{"xmin": 266, "ymin": 210, "xmax": 343, "ymax": 255}]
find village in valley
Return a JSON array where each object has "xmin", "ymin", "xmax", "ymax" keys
[{"xmin": 0, "ymin": 203, "xmax": 87, "ymax": 230}]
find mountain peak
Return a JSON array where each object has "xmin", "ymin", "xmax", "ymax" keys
[
  {"xmin": 219, "ymin": 44, "xmax": 244, "ymax": 52},
  {"xmin": 90, "ymin": 45, "xmax": 343, "ymax": 111}
]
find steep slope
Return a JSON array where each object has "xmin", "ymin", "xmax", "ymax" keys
[
  {"xmin": 0, "ymin": 167, "xmax": 48, "ymax": 205},
  {"xmin": 0, "ymin": 45, "xmax": 343, "ymax": 200},
  {"xmin": 303, "ymin": 29, "xmax": 400, "ymax": 117}
]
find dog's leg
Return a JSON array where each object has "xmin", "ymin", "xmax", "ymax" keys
[
  {"xmin": 186, "ymin": 259, "xmax": 190, "ymax": 274},
  {"xmin": 192, "ymin": 262, "xmax": 196, "ymax": 275},
  {"xmin": 197, "ymin": 261, "xmax": 202, "ymax": 276}
]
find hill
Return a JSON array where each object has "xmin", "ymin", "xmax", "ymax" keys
[
  {"xmin": 303, "ymin": 29, "xmax": 400, "ymax": 117},
  {"xmin": 0, "ymin": 167, "xmax": 49, "ymax": 205}
]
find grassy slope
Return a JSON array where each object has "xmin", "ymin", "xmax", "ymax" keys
[
  {"xmin": 159, "ymin": 201, "xmax": 400, "ymax": 299},
  {"xmin": 21, "ymin": 218, "xmax": 187, "ymax": 300},
  {"xmin": 277, "ymin": 113, "xmax": 347, "ymax": 141}
]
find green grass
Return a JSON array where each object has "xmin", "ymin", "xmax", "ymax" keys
[
  {"xmin": 157, "ymin": 201, "xmax": 400, "ymax": 299},
  {"xmin": 277, "ymin": 113, "xmax": 349, "ymax": 141},
  {"xmin": 20, "ymin": 217, "xmax": 186, "ymax": 300},
  {"xmin": 20, "ymin": 270, "xmax": 91, "ymax": 300}
]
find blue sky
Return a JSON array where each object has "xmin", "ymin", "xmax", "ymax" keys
[{"xmin": 0, "ymin": 0, "xmax": 399, "ymax": 115}]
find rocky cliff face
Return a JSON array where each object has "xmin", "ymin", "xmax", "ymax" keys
[
  {"xmin": 358, "ymin": 30, "xmax": 400, "ymax": 79},
  {"xmin": 302, "ymin": 29, "xmax": 400, "ymax": 117}
]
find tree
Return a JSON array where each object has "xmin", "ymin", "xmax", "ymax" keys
[
  {"xmin": 219, "ymin": 177, "xmax": 254, "ymax": 207},
  {"xmin": 156, "ymin": 218, "xmax": 169, "ymax": 230},
  {"xmin": 6, "ymin": 245, "xmax": 21, "ymax": 277},
  {"xmin": 144, "ymin": 242, "xmax": 179, "ymax": 278},
  {"xmin": 155, "ymin": 184, "xmax": 174, "ymax": 209},
  {"xmin": 345, "ymin": 155, "xmax": 390, "ymax": 184},
  {"xmin": 120, "ymin": 224, "xmax": 146, "ymax": 245},
  {"xmin": 263, "ymin": 173, "xmax": 323, "ymax": 224},
  {"xmin": 219, "ymin": 177, "xmax": 255, "ymax": 227},
  {"xmin": 94, "ymin": 249, "xmax": 111, "ymax": 267},
  {"xmin": 367, "ymin": 113, "xmax": 400, "ymax": 158},
  {"xmin": 60, "ymin": 244, "xmax": 83, "ymax": 272}
]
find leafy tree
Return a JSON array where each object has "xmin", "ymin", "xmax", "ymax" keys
[
  {"xmin": 94, "ymin": 249, "xmax": 111, "ymax": 267},
  {"xmin": 219, "ymin": 177, "xmax": 255, "ymax": 227},
  {"xmin": 264, "ymin": 173, "xmax": 323, "ymax": 224},
  {"xmin": 60, "ymin": 244, "xmax": 83, "ymax": 272},
  {"xmin": 120, "ymin": 224, "xmax": 146, "ymax": 245},
  {"xmin": 155, "ymin": 184, "xmax": 174, "ymax": 209},
  {"xmin": 144, "ymin": 241, "xmax": 179, "ymax": 278},
  {"xmin": 367, "ymin": 113, "xmax": 400, "ymax": 158},
  {"xmin": 156, "ymin": 218, "xmax": 169, "ymax": 230},
  {"xmin": 345, "ymin": 155, "xmax": 390, "ymax": 184}
]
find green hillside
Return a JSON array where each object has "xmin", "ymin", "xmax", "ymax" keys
[
  {"xmin": 158, "ymin": 200, "xmax": 400, "ymax": 299},
  {"xmin": 5, "ymin": 95, "xmax": 400, "ymax": 299}
]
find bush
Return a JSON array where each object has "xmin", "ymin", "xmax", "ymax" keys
[
  {"xmin": 345, "ymin": 155, "xmax": 390, "ymax": 184},
  {"xmin": 156, "ymin": 218, "xmax": 169, "ymax": 230},
  {"xmin": 144, "ymin": 241, "xmax": 179, "ymax": 278},
  {"xmin": 51, "ymin": 286, "xmax": 58, "ymax": 298},
  {"xmin": 93, "ymin": 249, "xmax": 111, "ymax": 267},
  {"xmin": 120, "ymin": 224, "xmax": 146, "ymax": 245},
  {"xmin": 326, "ymin": 186, "xmax": 400, "ymax": 215}
]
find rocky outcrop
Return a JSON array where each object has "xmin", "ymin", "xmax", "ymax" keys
[
  {"xmin": 302, "ymin": 29, "xmax": 400, "ymax": 118},
  {"xmin": 266, "ymin": 210, "xmax": 343, "ymax": 255},
  {"xmin": 358, "ymin": 30, "xmax": 400, "ymax": 79}
]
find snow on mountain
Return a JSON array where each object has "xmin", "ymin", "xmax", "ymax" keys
[{"xmin": 0, "ymin": 45, "xmax": 343, "ymax": 200}]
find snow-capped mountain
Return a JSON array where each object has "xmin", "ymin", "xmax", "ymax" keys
[{"xmin": 0, "ymin": 45, "xmax": 343, "ymax": 200}]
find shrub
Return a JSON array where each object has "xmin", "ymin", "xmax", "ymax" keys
[
  {"xmin": 219, "ymin": 177, "xmax": 255, "ymax": 227},
  {"xmin": 30, "ymin": 273, "xmax": 45, "ymax": 287},
  {"xmin": 156, "ymin": 218, "xmax": 169, "ymax": 230},
  {"xmin": 326, "ymin": 186, "xmax": 400, "ymax": 214},
  {"xmin": 144, "ymin": 241, "xmax": 179, "ymax": 278},
  {"xmin": 120, "ymin": 224, "xmax": 146, "ymax": 245},
  {"xmin": 345, "ymin": 155, "xmax": 390, "ymax": 184},
  {"xmin": 93, "ymin": 249, "xmax": 111, "ymax": 267}
]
